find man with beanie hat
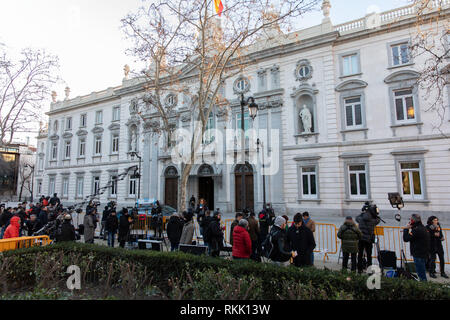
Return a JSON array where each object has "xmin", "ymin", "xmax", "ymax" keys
[{"xmin": 268, "ymin": 216, "xmax": 293, "ymax": 266}]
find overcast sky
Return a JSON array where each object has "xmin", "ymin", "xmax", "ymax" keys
[{"xmin": 0, "ymin": 0, "xmax": 410, "ymax": 144}]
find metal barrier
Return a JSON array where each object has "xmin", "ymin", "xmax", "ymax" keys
[
  {"xmin": 0, "ymin": 236, "xmax": 52, "ymax": 252},
  {"xmin": 313, "ymin": 223, "xmax": 338, "ymax": 261}
]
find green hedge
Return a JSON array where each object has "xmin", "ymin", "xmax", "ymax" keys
[{"xmin": 1, "ymin": 243, "xmax": 449, "ymax": 300}]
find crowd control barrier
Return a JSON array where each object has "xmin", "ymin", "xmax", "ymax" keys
[{"xmin": 0, "ymin": 236, "xmax": 52, "ymax": 252}]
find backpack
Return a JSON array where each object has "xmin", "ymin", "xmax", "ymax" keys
[{"xmin": 261, "ymin": 230, "xmax": 277, "ymax": 259}]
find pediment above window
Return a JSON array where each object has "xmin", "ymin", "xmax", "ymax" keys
[
  {"xmin": 335, "ymin": 79, "xmax": 368, "ymax": 92},
  {"xmin": 62, "ymin": 132, "xmax": 73, "ymax": 139},
  {"xmin": 125, "ymin": 116, "xmax": 141, "ymax": 127},
  {"xmin": 291, "ymin": 83, "xmax": 319, "ymax": 98},
  {"xmin": 108, "ymin": 123, "xmax": 120, "ymax": 131},
  {"xmin": 91, "ymin": 126, "xmax": 104, "ymax": 134},
  {"xmin": 49, "ymin": 134, "xmax": 59, "ymax": 141},
  {"xmin": 76, "ymin": 129, "xmax": 88, "ymax": 136},
  {"xmin": 384, "ymin": 70, "xmax": 420, "ymax": 84}
]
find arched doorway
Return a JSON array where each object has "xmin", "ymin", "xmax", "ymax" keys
[
  {"xmin": 235, "ymin": 163, "xmax": 254, "ymax": 212},
  {"xmin": 164, "ymin": 166, "xmax": 178, "ymax": 210},
  {"xmin": 198, "ymin": 164, "xmax": 214, "ymax": 210}
]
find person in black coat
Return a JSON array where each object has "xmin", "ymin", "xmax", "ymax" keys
[
  {"xmin": 287, "ymin": 213, "xmax": 316, "ymax": 267},
  {"xmin": 100, "ymin": 205, "xmax": 110, "ymax": 239},
  {"xmin": 166, "ymin": 213, "xmax": 184, "ymax": 251},
  {"xmin": 403, "ymin": 214, "xmax": 430, "ymax": 282},
  {"xmin": 49, "ymin": 193, "xmax": 61, "ymax": 206},
  {"xmin": 55, "ymin": 215, "xmax": 76, "ymax": 242},
  {"xmin": 268, "ymin": 216, "xmax": 292, "ymax": 266},
  {"xmin": 426, "ymin": 216, "xmax": 448, "ymax": 279},
  {"xmin": 151, "ymin": 202, "xmax": 163, "ymax": 238},
  {"xmin": 25, "ymin": 214, "xmax": 43, "ymax": 236},
  {"xmin": 118, "ymin": 208, "xmax": 131, "ymax": 248},
  {"xmin": 205, "ymin": 211, "xmax": 224, "ymax": 257},
  {"xmin": 105, "ymin": 210, "xmax": 119, "ymax": 248},
  {"xmin": 355, "ymin": 203, "xmax": 381, "ymax": 273}
]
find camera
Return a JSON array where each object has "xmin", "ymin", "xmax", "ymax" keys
[{"xmin": 362, "ymin": 201, "xmax": 379, "ymax": 217}]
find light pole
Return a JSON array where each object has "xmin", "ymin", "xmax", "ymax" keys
[
  {"xmin": 238, "ymin": 93, "xmax": 258, "ymax": 212},
  {"xmin": 256, "ymin": 139, "xmax": 266, "ymax": 209},
  {"xmin": 129, "ymin": 151, "xmax": 142, "ymax": 201}
]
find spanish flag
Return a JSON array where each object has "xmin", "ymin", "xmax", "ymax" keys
[{"xmin": 214, "ymin": 0, "xmax": 223, "ymax": 16}]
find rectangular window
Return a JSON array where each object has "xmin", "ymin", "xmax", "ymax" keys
[
  {"xmin": 80, "ymin": 114, "xmax": 87, "ymax": 127},
  {"xmin": 37, "ymin": 181, "xmax": 42, "ymax": 195},
  {"xmin": 39, "ymin": 157, "xmax": 44, "ymax": 170},
  {"xmin": 301, "ymin": 166, "xmax": 317, "ymax": 198},
  {"xmin": 49, "ymin": 177, "xmax": 55, "ymax": 195},
  {"xmin": 93, "ymin": 176, "xmax": 100, "ymax": 195},
  {"xmin": 344, "ymin": 97, "xmax": 363, "ymax": 128},
  {"xmin": 95, "ymin": 136, "xmax": 102, "ymax": 155},
  {"xmin": 76, "ymin": 177, "xmax": 84, "ymax": 198},
  {"xmin": 203, "ymin": 113, "xmax": 215, "ymax": 144},
  {"xmin": 79, "ymin": 138, "xmax": 86, "ymax": 157},
  {"xmin": 110, "ymin": 176, "xmax": 117, "ymax": 197},
  {"xmin": 237, "ymin": 111, "xmax": 250, "ymax": 140},
  {"xmin": 400, "ymin": 162, "xmax": 423, "ymax": 200},
  {"xmin": 62, "ymin": 178, "xmax": 69, "ymax": 197},
  {"xmin": 95, "ymin": 110, "xmax": 103, "ymax": 124},
  {"xmin": 66, "ymin": 117, "xmax": 72, "ymax": 130},
  {"xmin": 391, "ymin": 43, "xmax": 410, "ymax": 66},
  {"xmin": 342, "ymin": 54, "xmax": 359, "ymax": 76},
  {"xmin": 348, "ymin": 164, "xmax": 368, "ymax": 198},
  {"xmin": 394, "ymin": 89, "xmax": 415, "ymax": 123},
  {"xmin": 112, "ymin": 134, "xmax": 119, "ymax": 153},
  {"xmin": 51, "ymin": 142, "xmax": 58, "ymax": 160},
  {"xmin": 113, "ymin": 107, "xmax": 121, "ymax": 121},
  {"xmin": 129, "ymin": 177, "xmax": 137, "ymax": 196},
  {"xmin": 64, "ymin": 141, "xmax": 71, "ymax": 159}
]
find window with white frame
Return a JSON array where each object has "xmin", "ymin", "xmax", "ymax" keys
[
  {"xmin": 301, "ymin": 166, "xmax": 318, "ymax": 198},
  {"xmin": 112, "ymin": 134, "xmax": 119, "ymax": 153},
  {"xmin": 64, "ymin": 141, "xmax": 71, "ymax": 159},
  {"xmin": 80, "ymin": 114, "xmax": 87, "ymax": 127},
  {"xmin": 394, "ymin": 89, "xmax": 415, "ymax": 123},
  {"xmin": 93, "ymin": 176, "xmax": 100, "ymax": 195},
  {"xmin": 400, "ymin": 162, "xmax": 423, "ymax": 200},
  {"xmin": 344, "ymin": 97, "xmax": 363, "ymax": 129},
  {"xmin": 391, "ymin": 43, "xmax": 410, "ymax": 66},
  {"xmin": 51, "ymin": 142, "xmax": 58, "ymax": 160},
  {"xmin": 113, "ymin": 107, "xmax": 120, "ymax": 121},
  {"xmin": 129, "ymin": 177, "xmax": 137, "ymax": 197},
  {"xmin": 79, "ymin": 138, "xmax": 86, "ymax": 157},
  {"xmin": 62, "ymin": 178, "xmax": 69, "ymax": 197},
  {"xmin": 348, "ymin": 164, "xmax": 368, "ymax": 198},
  {"xmin": 342, "ymin": 53, "xmax": 359, "ymax": 76},
  {"xmin": 203, "ymin": 112, "xmax": 215, "ymax": 144},
  {"xmin": 95, "ymin": 110, "xmax": 103, "ymax": 124},
  {"xmin": 236, "ymin": 111, "xmax": 250, "ymax": 140},
  {"xmin": 66, "ymin": 117, "xmax": 72, "ymax": 130},
  {"xmin": 76, "ymin": 177, "xmax": 84, "ymax": 198},
  {"xmin": 49, "ymin": 177, "xmax": 55, "ymax": 195},
  {"xmin": 94, "ymin": 136, "xmax": 102, "ymax": 155},
  {"xmin": 110, "ymin": 176, "xmax": 118, "ymax": 197}
]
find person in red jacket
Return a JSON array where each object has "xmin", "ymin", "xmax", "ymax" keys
[
  {"xmin": 232, "ymin": 219, "xmax": 252, "ymax": 260},
  {"xmin": 3, "ymin": 216, "xmax": 21, "ymax": 239}
]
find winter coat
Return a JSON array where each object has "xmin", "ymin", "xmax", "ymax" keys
[
  {"xmin": 38, "ymin": 209, "xmax": 48, "ymax": 226},
  {"xmin": 179, "ymin": 220, "xmax": 195, "ymax": 245},
  {"xmin": 356, "ymin": 211, "xmax": 380, "ymax": 243},
  {"xmin": 337, "ymin": 222, "xmax": 362, "ymax": 253},
  {"xmin": 229, "ymin": 220, "xmax": 239, "ymax": 245},
  {"xmin": 105, "ymin": 215, "xmax": 119, "ymax": 233},
  {"xmin": 206, "ymin": 217, "xmax": 224, "ymax": 252},
  {"xmin": 269, "ymin": 225, "xmax": 292, "ymax": 262},
  {"xmin": 49, "ymin": 196, "xmax": 60, "ymax": 206},
  {"xmin": 200, "ymin": 215, "xmax": 213, "ymax": 234},
  {"xmin": 303, "ymin": 218, "xmax": 316, "ymax": 233},
  {"xmin": 102, "ymin": 208, "xmax": 110, "ymax": 222},
  {"xmin": 167, "ymin": 214, "xmax": 184, "ymax": 245},
  {"xmin": 426, "ymin": 223, "xmax": 444, "ymax": 255},
  {"xmin": 403, "ymin": 222, "xmax": 430, "ymax": 259},
  {"xmin": 248, "ymin": 216, "xmax": 260, "ymax": 242},
  {"xmin": 118, "ymin": 214, "xmax": 131, "ymax": 239},
  {"xmin": 56, "ymin": 221, "xmax": 76, "ymax": 242},
  {"xmin": 83, "ymin": 214, "xmax": 96, "ymax": 243},
  {"xmin": 3, "ymin": 216, "xmax": 21, "ymax": 239},
  {"xmin": 26, "ymin": 219, "xmax": 43, "ymax": 236},
  {"xmin": 232, "ymin": 225, "xmax": 252, "ymax": 258},
  {"xmin": 287, "ymin": 224, "xmax": 316, "ymax": 265},
  {"xmin": 0, "ymin": 210, "xmax": 12, "ymax": 227}
]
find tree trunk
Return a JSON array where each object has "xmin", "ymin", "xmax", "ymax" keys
[{"xmin": 178, "ymin": 163, "xmax": 193, "ymax": 212}]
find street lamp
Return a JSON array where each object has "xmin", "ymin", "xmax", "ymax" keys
[
  {"xmin": 129, "ymin": 151, "xmax": 142, "ymax": 202},
  {"xmin": 238, "ymin": 93, "xmax": 258, "ymax": 212},
  {"xmin": 256, "ymin": 139, "xmax": 266, "ymax": 209}
]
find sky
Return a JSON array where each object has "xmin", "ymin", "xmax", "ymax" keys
[{"xmin": 0, "ymin": 0, "xmax": 411, "ymax": 144}]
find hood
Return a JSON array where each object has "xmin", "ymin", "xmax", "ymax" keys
[
  {"xmin": 233, "ymin": 225, "xmax": 247, "ymax": 235},
  {"xmin": 10, "ymin": 216, "xmax": 21, "ymax": 228}
]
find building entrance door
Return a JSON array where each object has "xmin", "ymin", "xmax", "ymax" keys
[
  {"xmin": 235, "ymin": 163, "xmax": 254, "ymax": 212},
  {"xmin": 198, "ymin": 177, "xmax": 214, "ymax": 210}
]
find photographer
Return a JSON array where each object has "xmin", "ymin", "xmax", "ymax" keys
[
  {"xmin": 403, "ymin": 214, "xmax": 430, "ymax": 282},
  {"xmin": 426, "ymin": 216, "xmax": 448, "ymax": 279},
  {"xmin": 356, "ymin": 202, "xmax": 381, "ymax": 274},
  {"xmin": 55, "ymin": 214, "xmax": 76, "ymax": 243}
]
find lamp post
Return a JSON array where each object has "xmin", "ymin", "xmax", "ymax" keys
[
  {"xmin": 256, "ymin": 139, "xmax": 266, "ymax": 209},
  {"xmin": 129, "ymin": 151, "xmax": 142, "ymax": 201},
  {"xmin": 238, "ymin": 93, "xmax": 258, "ymax": 212}
]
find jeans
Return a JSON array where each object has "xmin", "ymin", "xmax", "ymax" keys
[
  {"xmin": 311, "ymin": 252, "xmax": 314, "ymax": 265},
  {"xmin": 342, "ymin": 252, "xmax": 357, "ymax": 271},
  {"xmin": 170, "ymin": 242, "xmax": 179, "ymax": 252},
  {"xmin": 107, "ymin": 232, "xmax": 116, "ymax": 247},
  {"xmin": 414, "ymin": 257, "xmax": 428, "ymax": 281},
  {"xmin": 358, "ymin": 240, "xmax": 373, "ymax": 272},
  {"xmin": 100, "ymin": 221, "xmax": 106, "ymax": 238},
  {"xmin": 272, "ymin": 261, "xmax": 289, "ymax": 267},
  {"xmin": 0, "ymin": 226, "xmax": 5, "ymax": 239}
]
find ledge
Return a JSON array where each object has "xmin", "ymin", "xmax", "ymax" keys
[
  {"xmin": 339, "ymin": 72, "xmax": 363, "ymax": 80},
  {"xmin": 387, "ymin": 62, "xmax": 415, "ymax": 70},
  {"xmin": 294, "ymin": 155, "xmax": 321, "ymax": 162},
  {"xmin": 339, "ymin": 152, "xmax": 372, "ymax": 159},
  {"xmin": 344, "ymin": 199, "xmax": 372, "ymax": 204},
  {"xmin": 297, "ymin": 199, "xmax": 322, "ymax": 203},
  {"xmin": 340, "ymin": 128, "xmax": 368, "ymax": 134},
  {"xmin": 390, "ymin": 122, "xmax": 423, "ymax": 129},
  {"xmin": 294, "ymin": 133, "xmax": 319, "ymax": 138},
  {"xmin": 391, "ymin": 148, "xmax": 428, "ymax": 156},
  {"xmin": 403, "ymin": 199, "xmax": 431, "ymax": 204}
]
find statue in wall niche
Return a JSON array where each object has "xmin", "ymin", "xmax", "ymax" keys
[
  {"xmin": 299, "ymin": 104, "xmax": 312, "ymax": 134},
  {"xmin": 130, "ymin": 129, "xmax": 138, "ymax": 151}
]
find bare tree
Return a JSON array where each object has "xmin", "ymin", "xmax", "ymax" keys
[
  {"xmin": 122, "ymin": 0, "xmax": 320, "ymax": 210},
  {"xmin": 0, "ymin": 46, "xmax": 60, "ymax": 146},
  {"xmin": 18, "ymin": 159, "xmax": 34, "ymax": 202},
  {"xmin": 410, "ymin": 0, "xmax": 450, "ymax": 130}
]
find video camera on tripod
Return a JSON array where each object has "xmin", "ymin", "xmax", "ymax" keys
[{"xmin": 361, "ymin": 201, "xmax": 385, "ymax": 224}]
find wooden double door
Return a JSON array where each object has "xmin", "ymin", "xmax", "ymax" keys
[
  {"xmin": 235, "ymin": 164, "xmax": 254, "ymax": 212},
  {"xmin": 164, "ymin": 177, "xmax": 178, "ymax": 210}
]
